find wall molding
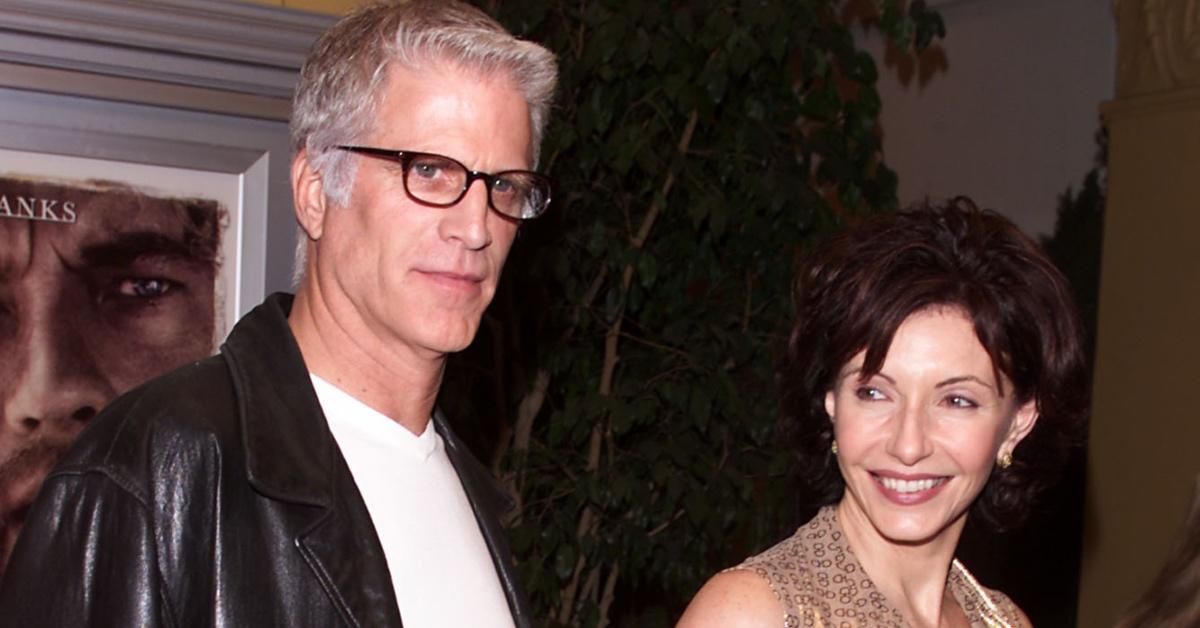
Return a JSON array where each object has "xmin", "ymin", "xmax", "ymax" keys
[
  {"xmin": 1103, "ymin": 84, "xmax": 1200, "ymax": 121},
  {"xmin": 0, "ymin": 0, "xmax": 333, "ymax": 120},
  {"xmin": 1115, "ymin": 0, "xmax": 1200, "ymax": 99}
]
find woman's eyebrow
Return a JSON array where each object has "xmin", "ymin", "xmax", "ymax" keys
[
  {"xmin": 935, "ymin": 375, "xmax": 996, "ymax": 391},
  {"xmin": 839, "ymin": 367, "xmax": 896, "ymax": 385}
]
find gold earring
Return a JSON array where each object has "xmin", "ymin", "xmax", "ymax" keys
[
  {"xmin": 997, "ymin": 451, "xmax": 1013, "ymax": 469},
  {"xmin": 831, "ymin": 441, "xmax": 839, "ymax": 455}
]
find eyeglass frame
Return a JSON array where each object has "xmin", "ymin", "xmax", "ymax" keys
[{"xmin": 335, "ymin": 145, "xmax": 552, "ymax": 220}]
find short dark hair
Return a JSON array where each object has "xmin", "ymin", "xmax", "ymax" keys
[{"xmin": 783, "ymin": 198, "xmax": 1089, "ymax": 529}]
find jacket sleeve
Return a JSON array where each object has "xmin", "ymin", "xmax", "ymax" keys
[{"xmin": 0, "ymin": 469, "xmax": 171, "ymax": 627}]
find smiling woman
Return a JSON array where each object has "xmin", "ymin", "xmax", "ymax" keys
[
  {"xmin": 0, "ymin": 175, "xmax": 222, "ymax": 573},
  {"xmin": 678, "ymin": 199, "xmax": 1089, "ymax": 628},
  {"xmin": 826, "ymin": 307, "xmax": 1039, "ymax": 549}
]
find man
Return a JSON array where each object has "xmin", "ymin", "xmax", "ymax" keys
[
  {"xmin": 0, "ymin": 1, "xmax": 556, "ymax": 626},
  {"xmin": 0, "ymin": 177, "xmax": 220, "ymax": 572}
]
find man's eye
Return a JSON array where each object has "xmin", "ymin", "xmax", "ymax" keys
[
  {"xmin": 412, "ymin": 162, "xmax": 443, "ymax": 179},
  {"xmin": 118, "ymin": 278, "xmax": 175, "ymax": 298},
  {"xmin": 491, "ymin": 177, "xmax": 514, "ymax": 194},
  {"xmin": 409, "ymin": 157, "xmax": 456, "ymax": 181}
]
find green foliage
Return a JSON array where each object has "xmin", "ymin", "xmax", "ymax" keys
[{"xmin": 442, "ymin": 1, "xmax": 943, "ymax": 625}]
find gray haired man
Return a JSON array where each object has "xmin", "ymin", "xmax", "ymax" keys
[{"xmin": 0, "ymin": 1, "xmax": 556, "ymax": 626}]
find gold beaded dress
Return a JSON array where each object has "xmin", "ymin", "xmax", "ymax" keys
[{"xmin": 731, "ymin": 507, "xmax": 1024, "ymax": 628}]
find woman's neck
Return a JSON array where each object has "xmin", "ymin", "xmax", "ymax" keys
[{"xmin": 834, "ymin": 499, "xmax": 969, "ymax": 628}]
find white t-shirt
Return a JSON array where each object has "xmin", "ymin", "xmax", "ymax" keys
[{"xmin": 312, "ymin": 375, "xmax": 516, "ymax": 628}]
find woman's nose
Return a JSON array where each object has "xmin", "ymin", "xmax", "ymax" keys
[{"xmin": 885, "ymin": 404, "xmax": 935, "ymax": 466}]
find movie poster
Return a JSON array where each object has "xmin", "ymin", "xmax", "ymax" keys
[{"xmin": 0, "ymin": 148, "xmax": 243, "ymax": 574}]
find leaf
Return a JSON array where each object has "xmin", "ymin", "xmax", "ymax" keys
[
  {"xmin": 709, "ymin": 199, "xmax": 730, "ymax": 238},
  {"xmin": 689, "ymin": 387, "xmax": 713, "ymax": 431},
  {"xmin": 684, "ymin": 488, "xmax": 710, "ymax": 526},
  {"xmin": 637, "ymin": 252, "xmax": 659, "ymax": 289},
  {"xmin": 611, "ymin": 403, "xmax": 636, "ymax": 436},
  {"xmin": 745, "ymin": 97, "xmax": 765, "ymax": 121},
  {"xmin": 728, "ymin": 30, "xmax": 760, "ymax": 78},
  {"xmin": 553, "ymin": 544, "xmax": 577, "ymax": 582},
  {"xmin": 702, "ymin": 58, "xmax": 730, "ymax": 105},
  {"xmin": 853, "ymin": 50, "xmax": 878, "ymax": 84},
  {"xmin": 547, "ymin": 411, "xmax": 568, "ymax": 446}
]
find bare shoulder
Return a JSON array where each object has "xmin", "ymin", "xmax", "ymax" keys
[
  {"xmin": 1012, "ymin": 603, "xmax": 1033, "ymax": 627},
  {"xmin": 676, "ymin": 568, "xmax": 783, "ymax": 628}
]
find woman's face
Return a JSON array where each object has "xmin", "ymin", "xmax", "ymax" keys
[{"xmin": 825, "ymin": 306, "xmax": 1038, "ymax": 545}]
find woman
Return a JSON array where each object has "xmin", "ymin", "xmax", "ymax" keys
[{"xmin": 679, "ymin": 200, "xmax": 1088, "ymax": 627}]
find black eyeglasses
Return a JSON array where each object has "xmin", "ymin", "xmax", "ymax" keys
[{"xmin": 336, "ymin": 146, "xmax": 552, "ymax": 220}]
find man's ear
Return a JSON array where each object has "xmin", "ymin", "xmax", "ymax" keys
[
  {"xmin": 292, "ymin": 149, "xmax": 328, "ymax": 241},
  {"xmin": 1001, "ymin": 399, "xmax": 1039, "ymax": 454}
]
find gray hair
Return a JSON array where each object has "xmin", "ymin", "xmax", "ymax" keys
[{"xmin": 289, "ymin": 0, "xmax": 558, "ymax": 283}]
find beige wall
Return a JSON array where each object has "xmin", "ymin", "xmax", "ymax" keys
[
  {"xmin": 1078, "ymin": 1, "xmax": 1200, "ymax": 625},
  {"xmin": 858, "ymin": 0, "xmax": 1114, "ymax": 238}
]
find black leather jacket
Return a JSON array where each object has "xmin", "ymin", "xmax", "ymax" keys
[{"xmin": 0, "ymin": 293, "xmax": 532, "ymax": 627}]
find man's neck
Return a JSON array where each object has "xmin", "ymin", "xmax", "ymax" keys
[{"xmin": 288, "ymin": 286, "xmax": 443, "ymax": 436}]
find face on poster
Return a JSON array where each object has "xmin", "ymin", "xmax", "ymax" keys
[{"xmin": 0, "ymin": 147, "xmax": 242, "ymax": 572}]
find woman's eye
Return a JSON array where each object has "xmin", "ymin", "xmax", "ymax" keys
[
  {"xmin": 855, "ymin": 387, "xmax": 885, "ymax": 401},
  {"xmin": 945, "ymin": 395, "xmax": 978, "ymax": 409},
  {"xmin": 118, "ymin": 278, "xmax": 175, "ymax": 298}
]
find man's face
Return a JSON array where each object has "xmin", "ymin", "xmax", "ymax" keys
[
  {"xmin": 0, "ymin": 183, "xmax": 219, "ymax": 571},
  {"xmin": 307, "ymin": 62, "xmax": 531, "ymax": 359}
]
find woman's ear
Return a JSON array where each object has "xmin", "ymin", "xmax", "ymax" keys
[
  {"xmin": 1001, "ymin": 399, "xmax": 1039, "ymax": 453},
  {"xmin": 824, "ymin": 390, "xmax": 837, "ymax": 422},
  {"xmin": 292, "ymin": 149, "xmax": 328, "ymax": 242}
]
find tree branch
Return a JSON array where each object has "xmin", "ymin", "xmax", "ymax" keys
[{"xmin": 598, "ymin": 562, "xmax": 621, "ymax": 628}]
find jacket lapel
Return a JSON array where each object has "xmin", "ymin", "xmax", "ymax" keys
[
  {"xmin": 292, "ymin": 458, "xmax": 404, "ymax": 628},
  {"xmin": 222, "ymin": 293, "xmax": 403, "ymax": 627},
  {"xmin": 435, "ymin": 410, "xmax": 534, "ymax": 628}
]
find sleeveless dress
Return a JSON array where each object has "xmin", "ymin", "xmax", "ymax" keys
[{"xmin": 731, "ymin": 507, "xmax": 1025, "ymax": 628}]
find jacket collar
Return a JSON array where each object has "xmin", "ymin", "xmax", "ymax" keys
[
  {"xmin": 222, "ymin": 292, "xmax": 519, "ymax": 516},
  {"xmin": 221, "ymin": 292, "xmax": 333, "ymax": 506}
]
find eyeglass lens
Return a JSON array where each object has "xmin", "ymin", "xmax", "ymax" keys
[{"xmin": 405, "ymin": 153, "xmax": 547, "ymax": 219}]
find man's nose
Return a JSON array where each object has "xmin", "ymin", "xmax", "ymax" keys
[
  {"xmin": 438, "ymin": 179, "xmax": 494, "ymax": 250},
  {"xmin": 885, "ymin": 403, "xmax": 935, "ymax": 466},
  {"xmin": 3, "ymin": 308, "xmax": 112, "ymax": 442}
]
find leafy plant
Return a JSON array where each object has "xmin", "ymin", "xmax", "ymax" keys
[{"xmin": 442, "ymin": 1, "xmax": 943, "ymax": 625}]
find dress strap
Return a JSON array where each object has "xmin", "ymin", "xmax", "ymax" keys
[{"xmin": 951, "ymin": 559, "xmax": 1016, "ymax": 628}]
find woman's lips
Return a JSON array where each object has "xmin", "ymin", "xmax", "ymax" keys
[{"xmin": 870, "ymin": 472, "xmax": 949, "ymax": 505}]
